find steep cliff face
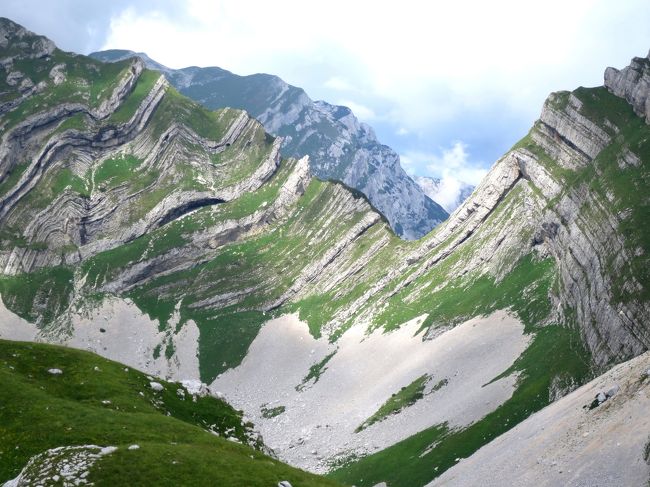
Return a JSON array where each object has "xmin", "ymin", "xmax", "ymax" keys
[
  {"xmin": 1, "ymin": 18, "xmax": 650, "ymax": 487},
  {"xmin": 605, "ymin": 51, "xmax": 650, "ymax": 122},
  {"xmin": 91, "ymin": 49, "xmax": 448, "ymax": 239},
  {"xmin": 524, "ymin": 85, "xmax": 650, "ymax": 366}
]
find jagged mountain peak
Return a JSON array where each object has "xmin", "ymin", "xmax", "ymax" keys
[
  {"xmin": 605, "ymin": 52, "xmax": 650, "ymax": 123},
  {"xmin": 0, "ymin": 16, "xmax": 55, "ymax": 61}
]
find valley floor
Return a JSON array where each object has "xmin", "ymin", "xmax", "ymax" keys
[
  {"xmin": 212, "ymin": 311, "xmax": 529, "ymax": 473},
  {"xmin": 0, "ymin": 295, "xmax": 534, "ymax": 478}
]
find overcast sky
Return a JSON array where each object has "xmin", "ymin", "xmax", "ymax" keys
[{"xmin": 3, "ymin": 0, "xmax": 650, "ymax": 185}]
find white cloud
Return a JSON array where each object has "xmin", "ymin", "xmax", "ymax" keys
[
  {"xmin": 425, "ymin": 142, "xmax": 487, "ymax": 186},
  {"xmin": 403, "ymin": 142, "xmax": 487, "ymax": 185},
  {"xmin": 337, "ymin": 100, "xmax": 377, "ymax": 122},
  {"xmin": 409, "ymin": 142, "xmax": 486, "ymax": 211},
  {"xmin": 400, "ymin": 154, "xmax": 413, "ymax": 165},
  {"xmin": 324, "ymin": 76, "xmax": 355, "ymax": 92},
  {"xmin": 100, "ymin": 1, "xmax": 650, "ymax": 135},
  {"xmin": 97, "ymin": 0, "xmax": 650, "ymax": 178},
  {"xmin": 416, "ymin": 175, "xmax": 463, "ymax": 213},
  {"xmin": 428, "ymin": 142, "xmax": 469, "ymax": 171},
  {"xmin": 402, "ymin": 141, "xmax": 485, "ymax": 215},
  {"xmin": 432, "ymin": 177, "xmax": 466, "ymax": 213}
]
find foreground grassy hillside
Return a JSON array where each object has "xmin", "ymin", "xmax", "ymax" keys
[{"xmin": 0, "ymin": 339, "xmax": 341, "ymax": 486}]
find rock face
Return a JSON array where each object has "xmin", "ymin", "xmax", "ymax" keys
[
  {"xmin": 605, "ymin": 51, "xmax": 650, "ymax": 122},
  {"xmin": 1, "ymin": 18, "xmax": 650, "ymax": 487},
  {"xmin": 0, "ymin": 16, "xmax": 55, "ymax": 63},
  {"xmin": 90, "ymin": 49, "xmax": 448, "ymax": 239}
]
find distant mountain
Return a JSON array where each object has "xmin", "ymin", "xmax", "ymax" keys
[
  {"xmin": 90, "ymin": 49, "xmax": 448, "ymax": 239},
  {"xmin": 413, "ymin": 175, "xmax": 474, "ymax": 213}
]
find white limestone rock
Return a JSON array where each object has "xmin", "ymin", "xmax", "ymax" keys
[{"xmin": 605, "ymin": 52, "xmax": 650, "ymax": 122}]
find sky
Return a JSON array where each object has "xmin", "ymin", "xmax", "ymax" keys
[{"xmin": 3, "ymin": 0, "xmax": 650, "ymax": 187}]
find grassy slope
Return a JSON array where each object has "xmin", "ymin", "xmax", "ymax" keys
[
  {"xmin": 329, "ymin": 255, "xmax": 591, "ymax": 486},
  {"xmin": 329, "ymin": 85, "xmax": 650, "ymax": 486},
  {"xmin": 0, "ymin": 339, "xmax": 341, "ymax": 487},
  {"xmin": 356, "ymin": 374, "xmax": 430, "ymax": 432},
  {"xmin": 125, "ymin": 176, "xmax": 380, "ymax": 381},
  {"xmin": 1, "ymin": 50, "xmax": 132, "ymax": 130}
]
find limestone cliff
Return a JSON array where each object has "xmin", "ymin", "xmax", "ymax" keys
[{"xmin": 605, "ymin": 50, "xmax": 650, "ymax": 122}]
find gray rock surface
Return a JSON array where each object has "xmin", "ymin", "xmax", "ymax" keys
[
  {"xmin": 605, "ymin": 51, "xmax": 650, "ymax": 122},
  {"xmin": 431, "ymin": 351, "xmax": 650, "ymax": 487},
  {"xmin": 0, "ymin": 17, "xmax": 55, "ymax": 63}
]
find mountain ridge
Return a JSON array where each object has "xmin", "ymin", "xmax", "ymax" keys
[{"xmin": 90, "ymin": 48, "xmax": 449, "ymax": 239}]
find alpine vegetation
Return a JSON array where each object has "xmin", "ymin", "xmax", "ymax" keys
[{"xmin": 0, "ymin": 16, "xmax": 649, "ymax": 487}]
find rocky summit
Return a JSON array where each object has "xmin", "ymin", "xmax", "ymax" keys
[{"xmin": 0, "ymin": 16, "xmax": 649, "ymax": 487}]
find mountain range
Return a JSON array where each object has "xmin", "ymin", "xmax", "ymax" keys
[
  {"xmin": 90, "ymin": 49, "xmax": 450, "ymax": 239},
  {"xmin": 0, "ymin": 17, "xmax": 649, "ymax": 487}
]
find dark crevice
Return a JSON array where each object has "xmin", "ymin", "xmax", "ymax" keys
[{"xmin": 155, "ymin": 197, "xmax": 225, "ymax": 228}]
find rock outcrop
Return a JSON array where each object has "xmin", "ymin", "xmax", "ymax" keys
[
  {"xmin": 431, "ymin": 351, "xmax": 650, "ymax": 487},
  {"xmin": 605, "ymin": 51, "xmax": 650, "ymax": 122}
]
